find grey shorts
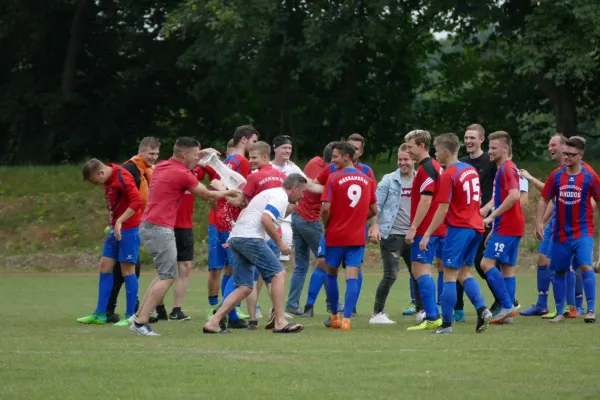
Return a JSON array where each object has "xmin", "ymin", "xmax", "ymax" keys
[{"xmin": 139, "ymin": 222, "xmax": 177, "ymax": 280}]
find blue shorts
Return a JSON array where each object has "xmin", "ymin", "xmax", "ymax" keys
[
  {"xmin": 436, "ymin": 237, "xmax": 445, "ymax": 260},
  {"xmin": 102, "ymin": 227, "xmax": 140, "ymax": 264},
  {"xmin": 442, "ymin": 227, "xmax": 482, "ymax": 269},
  {"xmin": 208, "ymin": 224, "xmax": 232, "ymax": 270},
  {"xmin": 411, "ymin": 236, "xmax": 441, "ymax": 265},
  {"xmin": 325, "ymin": 246, "xmax": 365, "ymax": 268},
  {"xmin": 537, "ymin": 221, "xmax": 554, "ymax": 258},
  {"xmin": 230, "ymin": 238, "xmax": 284, "ymax": 288},
  {"xmin": 317, "ymin": 235, "xmax": 326, "ymax": 258},
  {"xmin": 483, "ymin": 234, "xmax": 521, "ymax": 266},
  {"xmin": 254, "ymin": 240, "xmax": 281, "ymax": 281},
  {"xmin": 550, "ymin": 237, "xmax": 594, "ymax": 272}
]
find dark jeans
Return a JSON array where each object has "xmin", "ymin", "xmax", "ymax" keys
[
  {"xmin": 373, "ymin": 234, "xmax": 421, "ymax": 314},
  {"xmin": 107, "ymin": 260, "xmax": 141, "ymax": 314}
]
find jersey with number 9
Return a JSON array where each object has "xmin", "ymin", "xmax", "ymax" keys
[
  {"xmin": 321, "ymin": 167, "xmax": 376, "ymax": 247},
  {"xmin": 437, "ymin": 162, "xmax": 484, "ymax": 232}
]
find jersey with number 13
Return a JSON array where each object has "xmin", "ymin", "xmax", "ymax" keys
[
  {"xmin": 321, "ymin": 167, "xmax": 376, "ymax": 247},
  {"xmin": 438, "ymin": 162, "xmax": 484, "ymax": 232}
]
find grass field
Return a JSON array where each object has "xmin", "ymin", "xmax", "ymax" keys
[{"xmin": 1, "ymin": 272, "xmax": 600, "ymax": 400}]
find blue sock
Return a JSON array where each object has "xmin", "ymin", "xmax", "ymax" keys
[
  {"xmin": 356, "ymin": 270, "xmax": 363, "ymax": 308},
  {"xmin": 440, "ymin": 281, "xmax": 456, "ymax": 323},
  {"xmin": 536, "ymin": 265, "xmax": 550, "ymax": 309},
  {"xmin": 223, "ymin": 278, "xmax": 239, "ymax": 322},
  {"xmin": 344, "ymin": 278, "xmax": 359, "ymax": 319},
  {"xmin": 553, "ymin": 272, "xmax": 567, "ymax": 316},
  {"xmin": 566, "ymin": 270, "xmax": 576, "ymax": 306},
  {"xmin": 582, "ymin": 270, "xmax": 596, "ymax": 312},
  {"xmin": 437, "ymin": 272, "xmax": 444, "ymax": 304},
  {"xmin": 576, "ymin": 271, "xmax": 584, "ymax": 310},
  {"xmin": 325, "ymin": 274, "xmax": 339, "ymax": 315},
  {"xmin": 221, "ymin": 274, "xmax": 231, "ymax": 297},
  {"xmin": 417, "ymin": 275, "xmax": 437, "ymax": 319},
  {"xmin": 463, "ymin": 277, "xmax": 486, "ymax": 310},
  {"xmin": 123, "ymin": 274, "xmax": 139, "ymax": 318},
  {"xmin": 306, "ymin": 267, "xmax": 327, "ymax": 306},
  {"xmin": 95, "ymin": 272, "xmax": 114, "ymax": 314},
  {"xmin": 208, "ymin": 296, "xmax": 219, "ymax": 306},
  {"xmin": 504, "ymin": 276, "xmax": 516, "ymax": 304},
  {"xmin": 484, "ymin": 268, "xmax": 512, "ymax": 309},
  {"xmin": 409, "ymin": 278, "xmax": 415, "ymax": 304}
]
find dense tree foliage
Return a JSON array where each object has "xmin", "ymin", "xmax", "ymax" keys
[{"xmin": 1, "ymin": 0, "xmax": 599, "ymax": 164}]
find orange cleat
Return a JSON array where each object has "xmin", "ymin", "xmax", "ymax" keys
[
  {"xmin": 341, "ymin": 318, "xmax": 351, "ymax": 331},
  {"xmin": 565, "ymin": 307, "xmax": 579, "ymax": 319},
  {"xmin": 326, "ymin": 314, "xmax": 341, "ymax": 329}
]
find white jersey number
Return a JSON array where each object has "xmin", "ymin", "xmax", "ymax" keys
[
  {"xmin": 462, "ymin": 177, "xmax": 481, "ymax": 204},
  {"xmin": 347, "ymin": 184, "xmax": 362, "ymax": 208}
]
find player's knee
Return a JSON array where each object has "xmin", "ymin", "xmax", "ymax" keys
[
  {"xmin": 120, "ymin": 262, "xmax": 136, "ymax": 276},
  {"xmin": 178, "ymin": 262, "xmax": 192, "ymax": 277}
]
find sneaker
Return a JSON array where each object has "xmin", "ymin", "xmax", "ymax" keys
[
  {"xmin": 248, "ymin": 320, "xmax": 258, "ymax": 330},
  {"xmin": 149, "ymin": 308, "xmax": 168, "ymax": 324},
  {"xmin": 490, "ymin": 306, "xmax": 516, "ymax": 324},
  {"xmin": 236, "ymin": 307, "xmax": 250, "ymax": 320},
  {"xmin": 114, "ymin": 317, "xmax": 132, "ymax": 327},
  {"xmin": 500, "ymin": 317, "xmax": 514, "ymax": 324},
  {"xmin": 369, "ymin": 312, "xmax": 396, "ymax": 325},
  {"xmin": 564, "ymin": 307, "xmax": 578, "ymax": 319},
  {"xmin": 476, "ymin": 309, "xmax": 492, "ymax": 333},
  {"xmin": 513, "ymin": 300, "xmax": 521, "ymax": 310},
  {"xmin": 520, "ymin": 304, "xmax": 548, "ymax": 316},
  {"xmin": 227, "ymin": 319, "xmax": 249, "ymax": 329},
  {"xmin": 106, "ymin": 312, "xmax": 121, "ymax": 324},
  {"xmin": 341, "ymin": 318, "xmax": 351, "ymax": 331},
  {"xmin": 76, "ymin": 312, "xmax": 106, "ymax": 325},
  {"xmin": 541, "ymin": 310, "xmax": 557, "ymax": 319},
  {"xmin": 301, "ymin": 306, "xmax": 314, "ymax": 318},
  {"xmin": 432, "ymin": 325, "xmax": 453, "ymax": 334},
  {"xmin": 407, "ymin": 317, "xmax": 442, "ymax": 331},
  {"xmin": 285, "ymin": 307, "xmax": 304, "ymax": 316},
  {"xmin": 130, "ymin": 322, "xmax": 159, "ymax": 336},
  {"xmin": 584, "ymin": 311, "xmax": 596, "ymax": 323},
  {"xmin": 453, "ymin": 310, "xmax": 466, "ymax": 323},
  {"xmin": 415, "ymin": 310, "xmax": 426, "ymax": 324},
  {"xmin": 549, "ymin": 314, "xmax": 565, "ymax": 323},
  {"xmin": 325, "ymin": 314, "xmax": 341, "ymax": 329},
  {"xmin": 169, "ymin": 310, "xmax": 191, "ymax": 321},
  {"xmin": 489, "ymin": 301, "xmax": 500, "ymax": 314},
  {"xmin": 402, "ymin": 303, "xmax": 416, "ymax": 316},
  {"xmin": 256, "ymin": 305, "xmax": 263, "ymax": 319}
]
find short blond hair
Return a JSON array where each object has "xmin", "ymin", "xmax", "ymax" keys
[
  {"xmin": 488, "ymin": 131, "xmax": 512, "ymax": 147},
  {"xmin": 399, "ymin": 143, "xmax": 409, "ymax": 152},
  {"xmin": 404, "ymin": 130, "xmax": 431, "ymax": 149},
  {"xmin": 434, "ymin": 133, "xmax": 460, "ymax": 155},
  {"xmin": 82, "ymin": 158, "xmax": 104, "ymax": 181},
  {"xmin": 138, "ymin": 137, "xmax": 160, "ymax": 152},
  {"xmin": 347, "ymin": 133, "xmax": 365, "ymax": 150},
  {"xmin": 250, "ymin": 141, "xmax": 271, "ymax": 157},
  {"xmin": 466, "ymin": 124, "xmax": 485, "ymax": 138}
]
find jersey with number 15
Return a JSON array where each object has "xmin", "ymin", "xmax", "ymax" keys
[
  {"xmin": 437, "ymin": 162, "xmax": 484, "ymax": 232},
  {"xmin": 321, "ymin": 167, "xmax": 376, "ymax": 247}
]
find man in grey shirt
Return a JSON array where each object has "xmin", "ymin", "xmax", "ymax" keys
[{"xmin": 368, "ymin": 144, "xmax": 421, "ymax": 324}]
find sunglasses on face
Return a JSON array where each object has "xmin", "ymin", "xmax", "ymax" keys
[{"xmin": 563, "ymin": 151, "xmax": 580, "ymax": 158}]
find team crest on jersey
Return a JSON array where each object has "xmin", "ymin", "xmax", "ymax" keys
[{"xmin": 558, "ymin": 184, "xmax": 582, "ymax": 206}]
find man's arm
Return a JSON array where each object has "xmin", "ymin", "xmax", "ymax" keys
[
  {"xmin": 190, "ymin": 183, "xmax": 236, "ymax": 201},
  {"xmin": 480, "ymin": 198, "xmax": 493, "ymax": 217},
  {"xmin": 520, "ymin": 169, "xmax": 545, "ymax": 192},
  {"xmin": 226, "ymin": 192, "xmax": 248, "ymax": 208},
  {"xmin": 286, "ymin": 203, "xmax": 296, "ymax": 217},
  {"xmin": 261, "ymin": 213, "xmax": 284, "ymax": 247},
  {"xmin": 368, "ymin": 204, "xmax": 378, "ymax": 220},
  {"xmin": 520, "ymin": 191, "xmax": 528, "ymax": 206},
  {"xmin": 484, "ymin": 188, "xmax": 519, "ymax": 223},
  {"xmin": 307, "ymin": 179, "xmax": 324, "ymax": 194},
  {"xmin": 542, "ymin": 200, "xmax": 554, "ymax": 225},
  {"xmin": 321, "ymin": 202, "xmax": 331, "ymax": 228}
]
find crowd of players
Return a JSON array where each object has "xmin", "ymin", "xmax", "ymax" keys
[{"xmin": 76, "ymin": 124, "xmax": 599, "ymax": 336}]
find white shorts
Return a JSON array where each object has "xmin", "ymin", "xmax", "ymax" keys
[{"xmin": 279, "ymin": 219, "xmax": 293, "ymax": 261}]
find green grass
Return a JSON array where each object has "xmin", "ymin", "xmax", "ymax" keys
[{"xmin": 0, "ymin": 272, "xmax": 599, "ymax": 400}]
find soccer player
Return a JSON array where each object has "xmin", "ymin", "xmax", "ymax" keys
[
  {"xmin": 106, "ymin": 136, "xmax": 160, "ymax": 323},
  {"xmin": 226, "ymin": 139, "xmax": 235, "ymax": 156},
  {"xmin": 322, "ymin": 141, "xmax": 378, "ymax": 331},
  {"xmin": 537, "ymin": 136, "xmax": 599, "ymax": 323},
  {"xmin": 130, "ymin": 138, "xmax": 237, "ymax": 336},
  {"xmin": 403, "ymin": 129, "xmax": 444, "ymax": 331},
  {"xmin": 206, "ymin": 125, "xmax": 257, "ymax": 321},
  {"xmin": 203, "ymin": 174, "xmax": 307, "ymax": 334},
  {"xmin": 368, "ymin": 143, "xmax": 420, "ymax": 324},
  {"xmin": 419, "ymin": 133, "xmax": 492, "ymax": 334},
  {"xmin": 478, "ymin": 131, "xmax": 522, "ymax": 324},
  {"xmin": 287, "ymin": 143, "xmax": 335, "ymax": 316},
  {"xmin": 77, "ymin": 159, "xmax": 143, "ymax": 326}
]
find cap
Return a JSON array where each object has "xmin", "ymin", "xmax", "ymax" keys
[{"xmin": 273, "ymin": 135, "xmax": 292, "ymax": 149}]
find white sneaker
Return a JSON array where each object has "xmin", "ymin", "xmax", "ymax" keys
[
  {"xmin": 416, "ymin": 310, "xmax": 426, "ymax": 324},
  {"xmin": 128, "ymin": 314, "xmax": 137, "ymax": 324},
  {"xmin": 129, "ymin": 322, "xmax": 160, "ymax": 336},
  {"xmin": 256, "ymin": 308, "xmax": 263, "ymax": 319},
  {"xmin": 369, "ymin": 312, "xmax": 396, "ymax": 324}
]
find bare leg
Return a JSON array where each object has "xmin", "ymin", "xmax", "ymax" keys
[
  {"xmin": 173, "ymin": 261, "xmax": 192, "ymax": 308},
  {"xmin": 204, "ymin": 286, "xmax": 253, "ymax": 331}
]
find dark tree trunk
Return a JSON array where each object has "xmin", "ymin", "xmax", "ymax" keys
[{"xmin": 538, "ymin": 78, "xmax": 577, "ymax": 137}]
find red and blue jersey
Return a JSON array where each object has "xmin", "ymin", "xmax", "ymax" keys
[
  {"xmin": 411, "ymin": 157, "xmax": 447, "ymax": 237},
  {"xmin": 437, "ymin": 162, "xmax": 484, "ymax": 232},
  {"xmin": 541, "ymin": 164, "xmax": 600, "ymax": 242},
  {"xmin": 492, "ymin": 160, "xmax": 524, "ymax": 237},
  {"xmin": 321, "ymin": 167, "xmax": 376, "ymax": 247},
  {"xmin": 216, "ymin": 154, "xmax": 250, "ymax": 232},
  {"xmin": 316, "ymin": 162, "xmax": 377, "ymax": 186}
]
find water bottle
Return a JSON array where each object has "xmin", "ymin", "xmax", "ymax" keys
[{"xmin": 200, "ymin": 152, "xmax": 247, "ymax": 191}]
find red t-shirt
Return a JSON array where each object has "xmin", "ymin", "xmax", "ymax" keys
[
  {"xmin": 104, "ymin": 164, "xmax": 143, "ymax": 230},
  {"xmin": 491, "ymin": 160, "xmax": 525, "ymax": 237},
  {"xmin": 175, "ymin": 166, "xmax": 206, "ymax": 229},
  {"xmin": 321, "ymin": 167, "xmax": 376, "ymax": 247},
  {"xmin": 411, "ymin": 157, "xmax": 447, "ymax": 237},
  {"xmin": 438, "ymin": 162, "xmax": 484, "ymax": 233},
  {"xmin": 216, "ymin": 154, "xmax": 251, "ymax": 232},
  {"xmin": 296, "ymin": 157, "xmax": 327, "ymax": 222},
  {"xmin": 142, "ymin": 158, "xmax": 199, "ymax": 229},
  {"xmin": 243, "ymin": 164, "xmax": 286, "ymax": 202}
]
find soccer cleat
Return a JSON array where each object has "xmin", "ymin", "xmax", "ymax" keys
[
  {"xmin": 169, "ymin": 310, "xmax": 191, "ymax": 321},
  {"xmin": 501, "ymin": 317, "xmax": 514, "ymax": 324},
  {"xmin": 489, "ymin": 301, "xmax": 500, "ymax": 314},
  {"xmin": 236, "ymin": 307, "xmax": 250, "ymax": 320},
  {"xmin": 285, "ymin": 307, "xmax": 304, "ymax": 316},
  {"xmin": 564, "ymin": 307, "xmax": 578, "ymax": 319},
  {"xmin": 476, "ymin": 309, "xmax": 492, "ymax": 333},
  {"xmin": 76, "ymin": 312, "xmax": 107, "ymax": 325},
  {"xmin": 248, "ymin": 320, "xmax": 258, "ymax": 330},
  {"xmin": 369, "ymin": 312, "xmax": 396, "ymax": 325},
  {"xmin": 520, "ymin": 304, "xmax": 548, "ymax": 316},
  {"xmin": 325, "ymin": 314, "xmax": 341, "ymax": 329},
  {"xmin": 341, "ymin": 318, "xmax": 351, "ymax": 331},
  {"xmin": 301, "ymin": 306, "xmax": 314, "ymax": 318},
  {"xmin": 114, "ymin": 317, "xmax": 132, "ymax": 327},
  {"xmin": 149, "ymin": 308, "xmax": 168, "ymax": 324},
  {"xmin": 584, "ymin": 311, "xmax": 596, "ymax": 323},
  {"xmin": 490, "ymin": 306, "xmax": 516, "ymax": 324},
  {"xmin": 432, "ymin": 326, "xmax": 453, "ymax": 334},
  {"xmin": 407, "ymin": 317, "xmax": 442, "ymax": 331},
  {"xmin": 453, "ymin": 310, "xmax": 466, "ymax": 323},
  {"xmin": 541, "ymin": 310, "xmax": 557, "ymax": 319},
  {"xmin": 227, "ymin": 319, "xmax": 249, "ymax": 329},
  {"xmin": 514, "ymin": 300, "xmax": 521, "ymax": 311},
  {"xmin": 415, "ymin": 310, "xmax": 426, "ymax": 324},
  {"xmin": 549, "ymin": 314, "xmax": 565, "ymax": 323},
  {"xmin": 129, "ymin": 323, "xmax": 159, "ymax": 336},
  {"xmin": 106, "ymin": 312, "xmax": 121, "ymax": 324},
  {"xmin": 402, "ymin": 303, "xmax": 416, "ymax": 316}
]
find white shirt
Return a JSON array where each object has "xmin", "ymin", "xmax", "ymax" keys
[
  {"xmin": 229, "ymin": 188, "xmax": 289, "ymax": 241},
  {"xmin": 271, "ymin": 161, "xmax": 305, "ymax": 222}
]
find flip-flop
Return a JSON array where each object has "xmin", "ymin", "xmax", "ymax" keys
[
  {"xmin": 203, "ymin": 326, "xmax": 231, "ymax": 334},
  {"xmin": 273, "ymin": 322, "xmax": 304, "ymax": 334},
  {"xmin": 265, "ymin": 313, "xmax": 276, "ymax": 330}
]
